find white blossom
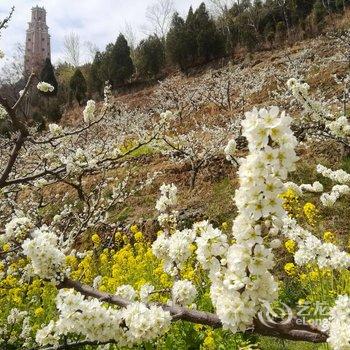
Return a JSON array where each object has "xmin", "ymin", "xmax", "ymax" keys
[
  {"xmin": 48, "ymin": 123, "xmax": 63, "ymax": 137},
  {"xmin": 327, "ymin": 295, "xmax": 350, "ymax": 350},
  {"xmin": 172, "ymin": 280, "xmax": 197, "ymax": 306},
  {"xmin": 115, "ymin": 285, "xmax": 136, "ymax": 302},
  {"xmin": 22, "ymin": 227, "xmax": 66, "ymax": 283},
  {"xmin": 83, "ymin": 100, "xmax": 96, "ymax": 123},
  {"xmin": 37, "ymin": 82, "xmax": 54, "ymax": 93}
]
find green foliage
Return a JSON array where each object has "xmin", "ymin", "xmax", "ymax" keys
[
  {"xmin": 69, "ymin": 68, "xmax": 87, "ymax": 105},
  {"xmin": 110, "ymin": 34, "xmax": 134, "ymax": 86},
  {"xmin": 39, "ymin": 58, "xmax": 58, "ymax": 97},
  {"xmin": 166, "ymin": 3, "xmax": 224, "ymax": 71},
  {"xmin": 135, "ymin": 35, "xmax": 165, "ymax": 79},
  {"xmin": 312, "ymin": 0, "xmax": 328, "ymax": 28},
  {"xmin": 87, "ymin": 51, "xmax": 105, "ymax": 96}
]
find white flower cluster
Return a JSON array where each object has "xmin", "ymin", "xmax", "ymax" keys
[
  {"xmin": 155, "ymin": 183, "xmax": 177, "ymax": 212},
  {"xmin": 194, "ymin": 221, "xmax": 228, "ymax": 271},
  {"xmin": 284, "ymin": 181, "xmax": 303, "ymax": 196},
  {"xmin": 48, "ymin": 123, "xmax": 63, "ymax": 137},
  {"xmin": 0, "ymin": 105, "xmax": 8, "ymax": 120},
  {"xmin": 207, "ymin": 106, "xmax": 298, "ymax": 333},
  {"xmin": 283, "ymin": 217, "xmax": 350, "ymax": 269},
  {"xmin": 155, "ymin": 183, "xmax": 178, "ymax": 228},
  {"xmin": 286, "ymin": 78, "xmax": 330, "ymax": 121},
  {"xmin": 22, "ymin": 227, "xmax": 66, "ymax": 283},
  {"xmin": 300, "ymin": 181, "xmax": 324, "ymax": 193},
  {"xmin": 287, "ymin": 78, "xmax": 310, "ymax": 95},
  {"xmin": 285, "ymin": 181, "xmax": 324, "ymax": 195},
  {"xmin": 326, "ymin": 295, "xmax": 350, "ymax": 350},
  {"xmin": 172, "ymin": 280, "xmax": 197, "ymax": 306},
  {"xmin": 1, "ymin": 308, "xmax": 31, "ymax": 348},
  {"xmin": 139, "ymin": 284, "xmax": 155, "ymax": 303},
  {"xmin": 320, "ymin": 184, "xmax": 350, "ymax": 207},
  {"xmin": 152, "ymin": 228, "xmax": 196, "ymax": 275},
  {"xmin": 83, "ymin": 100, "xmax": 96, "ymax": 123},
  {"xmin": 37, "ymin": 82, "xmax": 54, "ymax": 93},
  {"xmin": 36, "ymin": 289, "xmax": 172, "ymax": 347},
  {"xmin": 3, "ymin": 216, "xmax": 34, "ymax": 244},
  {"xmin": 63, "ymin": 148, "xmax": 98, "ymax": 175},
  {"xmin": 327, "ymin": 116, "xmax": 350, "ymax": 137},
  {"xmin": 224, "ymin": 138, "xmax": 237, "ymax": 160},
  {"xmin": 317, "ymin": 164, "xmax": 350, "ymax": 184},
  {"xmin": 115, "ymin": 284, "xmax": 136, "ymax": 302}
]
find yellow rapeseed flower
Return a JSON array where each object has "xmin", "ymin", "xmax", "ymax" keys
[
  {"xmin": 130, "ymin": 225, "xmax": 138, "ymax": 234},
  {"xmin": 91, "ymin": 233, "xmax": 101, "ymax": 246},
  {"xmin": 323, "ymin": 231, "xmax": 335, "ymax": 243},
  {"xmin": 115, "ymin": 231, "xmax": 122, "ymax": 241},
  {"xmin": 284, "ymin": 262, "xmax": 297, "ymax": 276},
  {"xmin": 134, "ymin": 231, "xmax": 143, "ymax": 242},
  {"xmin": 221, "ymin": 222, "xmax": 229, "ymax": 230},
  {"xmin": 303, "ymin": 202, "xmax": 318, "ymax": 226},
  {"xmin": 309, "ymin": 270, "xmax": 319, "ymax": 281},
  {"xmin": 284, "ymin": 239, "xmax": 296, "ymax": 253},
  {"xmin": 203, "ymin": 331, "xmax": 215, "ymax": 349},
  {"xmin": 299, "ymin": 273, "xmax": 308, "ymax": 283},
  {"xmin": 2, "ymin": 243, "xmax": 10, "ymax": 252},
  {"xmin": 34, "ymin": 307, "xmax": 44, "ymax": 317}
]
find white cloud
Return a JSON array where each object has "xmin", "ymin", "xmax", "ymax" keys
[{"xmin": 0, "ymin": 0, "xmax": 206, "ymax": 67}]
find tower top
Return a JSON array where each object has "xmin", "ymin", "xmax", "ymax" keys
[{"xmin": 31, "ymin": 6, "xmax": 46, "ymax": 22}]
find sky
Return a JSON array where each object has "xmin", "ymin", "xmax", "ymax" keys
[{"xmin": 0, "ymin": 0, "xmax": 209, "ymax": 67}]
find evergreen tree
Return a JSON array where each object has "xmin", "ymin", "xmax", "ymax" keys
[
  {"xmin": 87, "ymin": 51, "xmax": 104, "ymax": 96},
  {"xmin": 166, "ymin": 13, "xmax": 191, "ymax": 71},
  {"xmin": 193, "ymin": 3, "xmax": 224, "ymax": 61},
  {"xmin": 166, "ymin": 4, "xmax": 225, "ymax": 71},
  {"xmin": 110, "ymin": 34, "xmax": 134, "ymax": 86},
  {"xmin": 185, "ymin": 7, "xmax": 198, "ymax": 64},
  {"xmin": 312, "ymin": 0, "xmax": 327, "ymax": 28},
  {"xmin": 135, "ymin": 35, "xmax": 165, "ymax": 79},
  {"xmin": 69, "ymin": 68, "xmax": 87, "ymax": 105},
  {"xmin": 39, "ymin": 58, "xmax": 58, "ymax": 96}
]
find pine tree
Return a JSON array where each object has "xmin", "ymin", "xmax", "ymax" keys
[
  {"xmin": 185, "ymin": 7, "xmax": 198, "ymax": 64},
  {"xmin": 110, "ymin": 34, "xmax": 134, "ymax": 86},
  {"xmin": 69, "ymin": 68, "xmax": 87, "ymax": 105},
  {"xmin": 135, "ymin": 35, "xmax": 165, "ymax": 79},
  {"xmin": 166, "ymin": 13, "xmax": 191, "ymax": 71},
  {"xmin": 87, "ymin": 51, "xmax": 104, "ymax": 96},
  {"xmin": 193, "ymin": 3, "xmax": 224, "ymax": 62},
  {"xmin": 39, "ymin": 58, "xmax": 58, "ymax": 96}
]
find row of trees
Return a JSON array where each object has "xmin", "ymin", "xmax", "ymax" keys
[
  {"xmin": 16, "ymin": 0, "xmax": 350, "ymax": 108},
  {"xmin": 214, "ymin": 0, "xmax": 348, "ymax": 52},
  {"xmin": 84, "ymin": 0, "xmax": 350, "ymax": 95}
]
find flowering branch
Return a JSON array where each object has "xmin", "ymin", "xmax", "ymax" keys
[{"xmin": 59, "ymin": 278, "xmax": 328, "ymax": 343}]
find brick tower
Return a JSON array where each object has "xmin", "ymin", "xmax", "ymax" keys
[{"xmin": 24, "ymin": 6, "xmax": 51, "ymax": 76}]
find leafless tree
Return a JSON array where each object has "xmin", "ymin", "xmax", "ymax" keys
[
  {"xmin": 84, "ymin": 40, "xmax": 99, "ymax": 62},
  {"xmin": 142, "ymin": 0, "xmax": 174, "ymax": 38},
  {"xmin": 121, "ymin": 21, "xmax": 137, "ymax": 51},
  {"xmin": 63, "ymin": 32, "xmax": 81, "ymax": 67},
  {"xmin": 208, "ymin": 0, "xmax": 236, "ymax": 17}
]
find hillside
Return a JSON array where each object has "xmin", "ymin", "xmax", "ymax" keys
[{"xmin": 58, "ymin": 19, "xmax": 350, "ymax": 239}]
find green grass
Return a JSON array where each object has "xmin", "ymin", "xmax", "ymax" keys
[
  {"xmin": 205, "ymin": 178, "xmax": 236, "ymax": 226},
  {"xmin": 259, "ymin": 338, "xmax": 329, "ymax": 350}
]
